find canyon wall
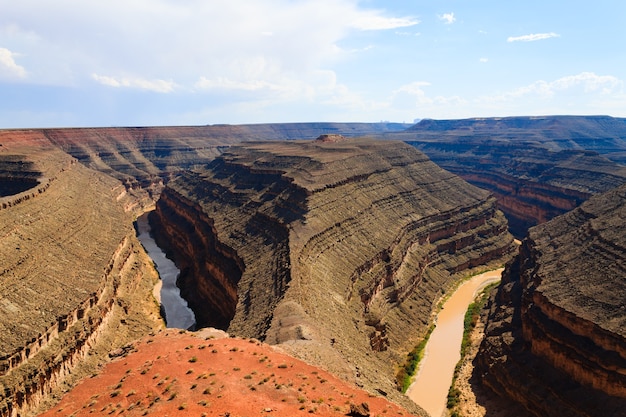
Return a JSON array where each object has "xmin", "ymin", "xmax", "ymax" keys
[
  {"xmin": 383, "ymin": 116, "xmax": 626, "ymax": 237},
  {"xmin": 0, "ymin": 143, "xmax": 161, "ymax": 417},
  {"xmin": 476, "ymin": 183, "xmax": 626, "ymax": 417},
  {"xmin": 0, "ymin": 123, "xmax": 408, "ymax": 195},
  {"xmin": 151, "ymin": 138, "xmax": 516, "ymax": 411}
]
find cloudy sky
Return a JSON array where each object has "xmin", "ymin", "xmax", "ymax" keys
[{"xmin": 1, "ymin": 0, "xmax": 624, "ymax": 128}]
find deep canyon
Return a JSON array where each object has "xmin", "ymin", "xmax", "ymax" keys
[{"xmin": 0, "ymin": 117, "xmax": 625, "ymax": 416}]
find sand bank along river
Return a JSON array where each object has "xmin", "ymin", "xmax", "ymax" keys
[
  {"xmin": 135, "ymin": 212, "xmax": 196, "ymax": 330},
  {"xmin": 406, "ymin": 269, "xmax": 503, "ymax": 417}
]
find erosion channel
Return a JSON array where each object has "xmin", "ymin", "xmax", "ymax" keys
[
  {"xmin": 407, "ymin": 268, "xmax": 503, "ymax": 417},
  {"xmin": 135, "ymin": 212, "xmax": 196, "ymax": 330}
]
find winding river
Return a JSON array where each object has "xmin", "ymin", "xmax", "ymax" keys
[
  {"xmin": 406, "ymin": 268, "xmax": 503, "ymax": 417},
  {"xmin": 135, "ymin": 212, "xmax": 196, "ymax": 330}
]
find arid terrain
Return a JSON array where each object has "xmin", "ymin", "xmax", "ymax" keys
[
  {"xmin": 149, "ymin": 137, "xmax": 515, "ymax": 414},
  {"xmin": 477, "ymin": 183, "xmax": 626, "ymax": 416},
  {"xmin": 383, "ymin": 116, "xmax": 626, "ymax": 237},
  {"xmin": 0, "ymin": 119, "xmax": 625, "ymax": 417},
  {"xmin": 38, "ymin": 329, "xmax": 421, "ymax": 417}
]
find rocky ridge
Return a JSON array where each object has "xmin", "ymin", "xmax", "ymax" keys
[
  {"xmin": 150, "ymin": 138, "xmax": 516, "ymax": 412},
  {"xmin": 1, "ymin": 123, "xmax": 408, "ymax": 194},
  {"xmin": 0, "ymin": 141, "xmax": 162, "ymax": 417},
  {"xmin": 477, "ymin": 183, "xmax": 626, "ymax": 416},
  {"xmin": 384, "ymin": 116, "xmax": 626, "ymax": 237}
]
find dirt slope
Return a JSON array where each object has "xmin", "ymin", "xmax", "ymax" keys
[{"xmin": 38, "ymin": 329, "xmax": 422, "ymax": 417}]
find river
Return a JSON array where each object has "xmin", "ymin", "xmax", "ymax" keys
[
  {"xmin": 406, "ymin": 268, "xmax": 503, "ymax": 417},
  {"xmin": 135, "ymin": 212, "xmax": 196, "ymax": 330}
]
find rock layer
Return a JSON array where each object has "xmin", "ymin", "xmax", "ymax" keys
[
  {"xmin": 384, "ymin": 116, "xmax": 626, "ymax": 237},
  {"xmin": 1, "ymin": 123, "xmax": 408, "ymax": 193},
  {"xmin": 151, "ymin": 138, "xmax": 516, "ymax": 410},
  {"xmin": 477, "ymin": 183, "xmax": 626, "ymax": 417},
  {"xmin": 0, "ymin": 144, "xmax": 161, "ymax": 417}
]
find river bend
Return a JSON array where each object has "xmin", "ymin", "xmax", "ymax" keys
[
  {"xmin": 135, "ymin": 212, "xmax": 196, "ymax": 330},
  {"xmin": 407, "ymin": 269, "xmax": 503, "ymax": 417}
]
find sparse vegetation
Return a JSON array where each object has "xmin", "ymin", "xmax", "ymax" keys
[
  {"xmin": 447, "ymin": 281, "xmax": 498, "ymax": 415},
  {"xmin": 396, "ymin": 324, "xmax": 435, "ymax": 392}
]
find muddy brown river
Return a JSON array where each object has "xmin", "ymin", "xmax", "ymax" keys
[{"xmin": 406, "ymin": 269, "xmax": 503, "ymax": 417}]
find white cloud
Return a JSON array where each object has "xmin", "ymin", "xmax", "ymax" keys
[
  {"xmin": 507, "ymin": 32, "xmax": 560, "ymax": 42},
  {"xmin": 0, "ymin": 0, "xmax": 420, "ymax": 90},
  {"xmin": 351, "ymin": 13, "xmax": 419, "ymax": 30},
  {"xmin": 0, "ymin": 47, "xmax": 26, "ymax": 79},
  {"xmin": 195, "ymin": 76, "xmax": 282, "ymax": 93},
  {"xmin": 384, "ymin": 73, "xmax": 626, "ymax": 121},
  {"xmin": 550, "ymin": 72, "xmax": 622, "ymax": 93},
  {"xmin": 392, "ymin": 81, "xmax": 467, "ymax": 108},
  {"xmin": 479, "ymin": 57, "xmax": 489, "ymax": 63},
  {"xmin": 92, "ymin": 74, "xmax": 176, "ymax": 93},
  {"xmin": 477, "ymin": 72, "xmax": 624, "ymax": 107},
  {"xmin": 439, "ymin": 13, "xmax": 456, "ymax": 24}
]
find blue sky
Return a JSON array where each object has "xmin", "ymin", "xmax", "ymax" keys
[{"xmin": 1, "ymin": 0, "xmax": 624, "ymax": 128}]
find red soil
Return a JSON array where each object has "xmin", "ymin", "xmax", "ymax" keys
[{"xmin": 38, "ymin": 329, "xmax": 420, "ymax": 417}]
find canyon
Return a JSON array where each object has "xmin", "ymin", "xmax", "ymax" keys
[
  {"xmin": 0, "ymin": 117, "xmax": 624, "ymax": 416},
  {"xmin": 383, "ymin": 116, "xmax": 626, "ymax": 237},
  {"xmin": 149, "ymin": 137, "xmax": 516, "ymax": 413},
  {"xmin": 0, "ymin": 141, "xmax": 162, "ymax": 416},
  {"xmin": 476, "ymin": 183, "xmax": 626, "ymax": 416}
]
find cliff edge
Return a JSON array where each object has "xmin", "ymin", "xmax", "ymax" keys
[
  {"xmin": 151, "ymin": 138, "xmax": 516, "ymax": 413},
  {"xmin": 388, "ymin": 116, "xmax": 626, "ymax": 237},
  {"xmin": 0, "ymin": 142, "xmax": 162, "ymax": 417},
  {"xmin": 477, "ymin": 183, "xmax": 626, "ymax": 416}
]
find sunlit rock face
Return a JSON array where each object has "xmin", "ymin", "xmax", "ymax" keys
[
  {"xmin": 151, "ymin": 138, "xmax": 515, "ymax": 409},
  {"xmin": 0, "ymin": 144, "xmax": 161, "ymax": 417},
  {"xmin": 0, "ymin": 123, "xmax": 408, "ymax": 192},
  {"xmin": 477, "ymin": 183, "xmax": 626, "ymax": 417},
  {"xmin": 387, "ymin": 115, "xmax": 626, "ymax": 238}
]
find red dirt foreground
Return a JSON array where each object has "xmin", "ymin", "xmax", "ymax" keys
[{"xmin": 38, "ymin": 329, "xmax": 421, "ymax": 417}]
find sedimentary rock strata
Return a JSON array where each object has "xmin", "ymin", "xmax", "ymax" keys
[
  {"xmin": 0, "ymin": 144, "xmax": 161, "ymax": 416},
  {"xmin": 0, "ymin": 155, "xmax": 41, "ymax": 197},
  {"xmin": 151, "ymin": 138, "xmax": 516, "ymax": 409},
  {"xmin": 0, "ymin": 123, "xmax": 408, "ymax": 194},
  {"xmin": 385, "ymin": 116, "xmax": 626, "ymax": 237},
  {"xmin": 477, "ymin": 183, "xmax": 626, "ymax": 417}
]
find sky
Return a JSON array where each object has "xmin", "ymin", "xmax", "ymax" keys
[{"xmin": 0, "ymin": 0, "xmax": 625, "ymax": 128}]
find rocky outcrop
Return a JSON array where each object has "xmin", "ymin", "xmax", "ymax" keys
[
  {"xmin": 383, "ymin": 116, "xmax": 626, "ymax": 237},
  {"xmin": 0, "ymin": 156, "xmax": 41, "ymax": 198},
  {"xmin": 476, "ymin": 183, "xmax": 626, "ymax": 417},
  {"xmin": 151, "ymin": 138, "xmax": 516, "ymax": 411},
  {"xmin": 0, "ymin": 146, "xmax": 161, "ymax": 417}
]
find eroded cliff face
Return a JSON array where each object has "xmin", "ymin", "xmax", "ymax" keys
[
  {"xmin": 382, "ymin": 116, "xmax": 626, "ymax": 238},
  {"xmin": 477, "ymin": 183, "xmax": 626, "ymax": 417},
  {"xmin": 151, "ymin": 138, "xmax": 516, "ymax": 411},
  {"xmin": 0, "ymin": 145, "xmax": 162, "ymax": 417},
  {"xmin": 0, "ymin": 123, "xmax": 408, "ymax": 197}
]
